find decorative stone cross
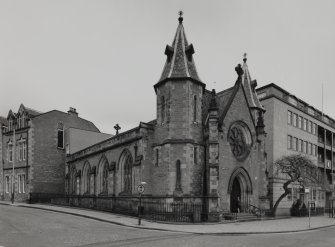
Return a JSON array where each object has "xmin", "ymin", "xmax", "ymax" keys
[{"xmin": 114, "ymin": 124, "xmax": 121, "ymax": 135}]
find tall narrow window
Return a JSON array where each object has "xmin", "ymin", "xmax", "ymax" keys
[
  {"xmin": 287, "ymin": 135, "xmax": 292, "ymax": 149},
  {"xmin": 313, "ymin": 123, "xmax": 317, "ymax": 135},
  {"xmin": 76, "ymin": 177, "xmax": 80, "ymax": 195},
  {"xmin": 23, "ymin": 142, "xmax": 26, "ymax": 160},
  {"xmin": 194, "ymin": 146, "xmax": 198, "ymax": 164},
  {"xmin": 161, "ymin": 96, "xmax": 165, "ymax": 123},
  {"xmin": 193, "ymin": 95, "xmax": 197, "ymax": 122},
  {"xmin": 176, "ymin": 160, "xmax": 182, "ymax": 191},
  {"xmin": 308, "ymin": 121, "xmax": 312, "ymax": 133},
  {"xmin": 21, "ymin": 175, "xmax": 25, "ymax": 193},
  {"xmin": 292, "ymin": 137, "xmax": 297, "ymax": 151},
  {"xmin": 5, "ymin": 176, "xmax": 10, "ymax": 193},
  {"xmin": 298, "ymin": 139, "xmax": 302, "ymax": 152},
  {"xmin": 287, "ymin": 111, "xmax": 292, "ymax": 125},
  {"xmin": 292, "ymin": 114, "xmax": 297, "ymax": 127},
  {"xmin": 298, "ymin": 116, "xmax": 302, "ymax": 129},
  {"xmin": 303, "ymin": 118, "xmax": 307, "ymax": 131},
  {"xmin": 155, "ymin": 148, "xmax": 159, "ymax": 166},
  {"xmin": 19, "ymin": 143, "xmax": 23, "ymax": 161},
  {"xmin": 18, "ymin": 175, "xmax": 22, "ymax": 193},
  {"xmin": 102, "ymin": 165, "xmax": 108, "ymax": 194},
  {"xmin": 57, "ymin": 123, "xmax": 64, "ymax": 149},
  {"xmin": 8, "ymin": 143, "xmax": 13, "ymax": 162}
]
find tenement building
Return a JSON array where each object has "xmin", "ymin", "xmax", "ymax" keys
[
  {"xmin": 257, "ymin": 83, "xmax": 335, "ymax": 215},
  {"xmin": 0, "ymin": 104, "xmax": 110, "ymax": 202},
  {"xmin": 66, "ymin": 15, "xmax": 269, "ymax": 219}
]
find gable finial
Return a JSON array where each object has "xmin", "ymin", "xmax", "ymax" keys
[
  {"xmin": 178, "ymin": 10, "xmax": 183, "ymax": 23},
  {"xmin": 243, "ymin": 53, "xmax": 247, "ymax": 63}
]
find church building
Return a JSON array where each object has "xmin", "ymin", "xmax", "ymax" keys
[{"xmin": 66, "ymin": 15, "xmax": 269, "ymax": 219}]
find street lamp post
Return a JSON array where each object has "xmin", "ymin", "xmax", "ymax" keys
[{"xmin": 2, "ymin": 125, "xmax": 15, "ymax": 204}]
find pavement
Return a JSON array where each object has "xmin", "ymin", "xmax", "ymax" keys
[{"xmin": 1, "ymin": 200, "xmax": 335, "ymax": 235}]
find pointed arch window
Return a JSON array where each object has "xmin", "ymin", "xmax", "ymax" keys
[
  {"xmin": 119, "ymin": 150, "xmax": 133, "ymax": 194},
  {"xmin": 102, "ymin": 164, "xmax": 108, "ymax": 194},
  {"xmin": 193, "ymin": 95, "xmax": 197, "ymax": 122},
  {"xmin": 71, "ymin": 168, "xmax": 77, "ymax": 194},
  {"xmin": 83, "ymin": 163, "xmax": 91, "ymax": 194}
]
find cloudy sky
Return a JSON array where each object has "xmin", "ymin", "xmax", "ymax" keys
[{"xmin": 1, "ymin": 0, "xmax": 335, "ymax": 134}]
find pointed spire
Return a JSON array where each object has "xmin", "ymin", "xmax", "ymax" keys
[
  {"xmin": 241, "ymin": 54, "xmax": 264, "ymax": 110},
  {"xmin": 156, "ymin": 12, "xmax": 202, "ymax": 87}
]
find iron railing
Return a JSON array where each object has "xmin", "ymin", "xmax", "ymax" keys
[
  {"xmin": 29, "ymin": 193, "xmax": 212, "ymax": 223},
  {"xmin": 247, "ymin": 204, "xmax": 266, "ymax": 217}
]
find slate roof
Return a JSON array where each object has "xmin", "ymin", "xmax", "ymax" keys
[
  {"xmin": 241, "ymin": 59, "xmax": 264, "ymax": 111},
  {"xmin": 156, "ymin": 16, "xmax": 202, "ymax": 86}
]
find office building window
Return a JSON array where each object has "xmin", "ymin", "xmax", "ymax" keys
[
  {"xmin": 287, "ymin": 135, "xmax": 292, "ymax": 149},
  {"xmin": 292, "ymin": 137, "xmax": 297, "ymax": 151},
  {"xmin": 308, "ymin": 143, "xmax": 312, "ymax": 155},
  {"xmin": 288, "ymin": 111, "xmax": 292, "ymax": 125},
  {"xmin": 313, "ymin": 123, "xmax": 317, "ymax": 135},
  {"xmin": 298, "ymin": 139, "xmax": 302, "ymax": 152},
  {"xmin": 293, "ymin": 114, "xmax": 297, "ymax": 127},
  {"xmin": 308, "ymin": 121, "xmax": 312, "ymax": 133},
  {"xmin": 303, "ymin": 118, "xmax": 307, "ymax": 131},
  {"xmin": 304, "ymin": 141, "xmax": 308, "ymax": 153},
  {"xmin": 298, "ymin": 116, "xmax": 302, "ymax": 129}
]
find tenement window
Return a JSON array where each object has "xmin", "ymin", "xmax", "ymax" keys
[{"xmin": 57, "ymin": 123, "xmax": 64, "ymax": 149}]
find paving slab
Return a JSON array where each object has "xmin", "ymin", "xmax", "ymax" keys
[{"xmin": 1, "ymin": 201, "xmax": 335, "ymax": 234}]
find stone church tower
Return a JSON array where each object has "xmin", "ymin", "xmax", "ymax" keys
[{"xmin": 152, "ymin": 15, "xmax": 205, "ymax": 196}]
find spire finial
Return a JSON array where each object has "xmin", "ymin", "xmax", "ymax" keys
[
  {"xmin": 243, "ymin": 53, "xmax": 247, "ymax": 63},
  {"xmin": 178, "ymin": 10, "xmax": 183, "ymax": 23}
]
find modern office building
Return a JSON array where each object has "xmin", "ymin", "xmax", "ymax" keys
[{"xmin": 257, "ymin": 83, "xmax": 335, "ymax": 215}]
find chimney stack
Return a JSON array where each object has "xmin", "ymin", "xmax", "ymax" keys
[{"xmin": 68, "ymin": 107, "xmax": 78, "ymax": 117}]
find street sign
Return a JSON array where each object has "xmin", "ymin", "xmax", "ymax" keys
[
  {"xmin": 305, "ymin": 188, "xmax": 310, "ymax": 193},
  {"xmin": 137, "ymin": 184, "xmax": 145, "ymax": 194}
]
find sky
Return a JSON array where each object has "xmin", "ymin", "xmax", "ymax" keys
[{"xmin": 1, "ymin": 0, "xmax": 335, "ymax": 134}]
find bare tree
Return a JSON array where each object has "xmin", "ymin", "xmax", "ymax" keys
[{"xmin": 272, "ymin": 154, "xmax": 321, "ymax": 216}]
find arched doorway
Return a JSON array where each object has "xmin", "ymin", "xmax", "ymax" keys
[
  {"xmin": 228, "ymin": 167, "xmax": 253, "ymax": 213},
  {"xmin": 230, "ymin": 177, "xmax": 241, "ymax": 213}
]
